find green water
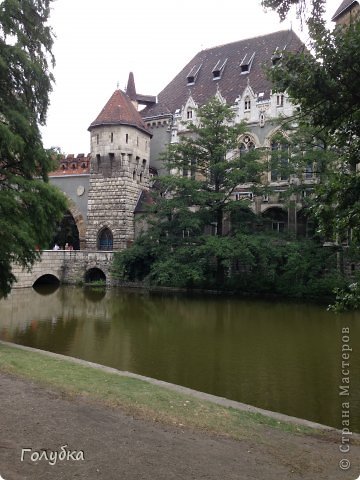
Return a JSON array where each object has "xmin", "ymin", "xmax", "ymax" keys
[{"xmin": 0, "ymin": 285, "xmax": 359, "ymax": 431}]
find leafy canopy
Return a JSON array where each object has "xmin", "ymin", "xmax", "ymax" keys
[
  {"xmin": 0, "ymin": 0, "xmax": 67, "ymax": 295},
  {"xmin": 268, "ymin": 20, "xmax": 360, "ymax": 242}
]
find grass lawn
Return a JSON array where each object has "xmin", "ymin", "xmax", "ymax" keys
[{"xmin": 0, "ymin": 342, "xmax": 321, "ymax": 441}]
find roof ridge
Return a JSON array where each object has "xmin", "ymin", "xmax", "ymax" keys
[{"xmin": 201, "ymin": 29, "xmax": 293, "ymax": 52}]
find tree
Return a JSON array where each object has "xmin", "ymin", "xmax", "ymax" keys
[
  {"xmin": 264, "ymin": 13, "xmax": 360, "ymax": 238},
  {"xmin": 157, "ymin": 97, "xmax": 266, "ymax": 284},
  {"xmin": 114, "ymin": 97, "xmax": 265, "ymax": 287},
  {"xmin": 261, "ymin": 0, "xmax": 326, "ymax": 32},
  {"xmin": 113, "ymin": 97, "xmax": 342, "ymax": 297},
  {"xmin": 0, "ymin": 0, "xmax": 67, "ymax": 295}
]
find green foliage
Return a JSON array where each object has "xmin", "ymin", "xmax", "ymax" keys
[
  {"xmin": 268, "ymin": 20, "xmax": 360, "ymax": 246},
  {"xmin": 261, "ymin": 0, "xmax": 326, "ymax": 36},
  {"xmin": 112, "ymin": 96, "xmax": 345, "ymax": 300},
  {"xmin": 114, "ymin": 228, "xmax": 343, "ymax": 299},
  {"xmin": 153, "ymin": 97, "xmax": 265, "ymax": 283},
  {"xmin": 328, "ymin": 282, "xmax": 360, "ymax": 313},
  {"xmin": 0, "ymin": 0, "xmax": 67, "ymax": 295}
]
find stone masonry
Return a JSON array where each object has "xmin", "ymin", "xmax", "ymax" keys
[
  {"xmin": 86, "ymin": 89, "xmax": 151, "ymax": 251},
  {"xmin": 11, "ymin": 251, "xmax": 114, "ymax": 288}
]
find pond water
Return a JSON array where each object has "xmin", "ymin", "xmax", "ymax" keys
[{"xmin": 0, "ymin": 285, "xmax": 359, "ymax": 432}]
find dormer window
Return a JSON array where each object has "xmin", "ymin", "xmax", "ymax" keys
[
  {"xmin": 186, "ymin": 64, "xmax": 202, "ymax": 85},
  {"xmin": 271, "ymin": 47, "xmax": 282, "ymax": 66},
  {"xmin": 240, "ymin": 52, "xmax": 255, "ymax": 74},
  {"xmin": 244, "ymin": 96, "xmax": 251, "ymax": 111},
  {"xmin": 212, "ymin": 58, "xmax": 227, "ymax": 80}
]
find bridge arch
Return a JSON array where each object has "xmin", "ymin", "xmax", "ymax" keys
[
  {"xmin": 33, "ymin": 272, "xmax": 60, "ymax": 287},
  {"xmin": 85, "ymin": 267, "xmax": 106, "ymax": 283}
]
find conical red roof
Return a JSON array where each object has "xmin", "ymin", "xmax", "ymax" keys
[{"xmin": 88, "ymin": 89, "xmax": 150, "ymax": 136}]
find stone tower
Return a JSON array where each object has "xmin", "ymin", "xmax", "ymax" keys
[{"xmin": 86, "ymin": 80, "xmax": 152, "ymax": 251}]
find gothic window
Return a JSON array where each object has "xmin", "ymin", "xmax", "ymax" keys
[
  {"xmin": 271, "ymin": 48, "xmax": 282, "ymax": 66},
  {"xmin": 96, "ymin": 134, "xmax": 99, "ymax": 144},
  {"xmin": 98, "ymin": 228, "xmax": 113, "ymax": 251},
  {"xmin": 259, "ymin": 113, "xmax": 265, "ymax": 127},
  {"xmin": 126, "ymin": 133, "xmax": 129, "ymax": 144},
  {"xmin": 244, "ymin": 96, "xmax": 251, "ymax": 111},
  {"xmin": 240, "ymin": 135, "xmax": 255, "ymax": 154},
  {"xmin": 276, "ymin": 94, "xmax": 284, "ymax": 107},
  {"xmin": 187, "ymin": 108, "xmax": 193, "ymax": 119},
  {"xmin": 133, "ymin": 170, "xmax": 136, "ymax": 181},
  {"xmin": 270, "ymin": 140, "xmax": 289, "ymax": 181},
  {"xmin": 110, "ymin": 132, "xmax": 114, "ymax": 143},
  {"xmin": 139, "ymin": 172, "xmax": 143, "ymax": 183}
]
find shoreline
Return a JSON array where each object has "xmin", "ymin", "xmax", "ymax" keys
[{"xmin": 0, "ymin": 339, "xmax": 351, "ymax": 437}]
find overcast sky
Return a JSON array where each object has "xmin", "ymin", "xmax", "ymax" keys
[{"xmin": 41, "ymin": 0, "xmax": 342, "ymax": 155}]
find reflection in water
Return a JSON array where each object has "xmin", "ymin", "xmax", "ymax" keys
[
  {"xmin": 0, "ymin": 286, "xmax": 359, "ymax": 432},
  {"xmin": 33, "ymin": 283, "xmax": 60, "ymax": 295},
  {"xmin": 83, "ymin": 286, "xmax": 106, "ymax": 302}
]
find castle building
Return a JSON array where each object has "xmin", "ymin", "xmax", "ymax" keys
[
  {"xmin": 50, "ymin": 10, "xmax": 350, "ymax": 249},
  {"xmin": 141, "ymin": 30, "xmax": 313, "ymax": 235}
]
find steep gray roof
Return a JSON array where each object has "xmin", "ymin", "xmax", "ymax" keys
[
  {"xmin": 141, "ymin": 30, "xmax": 303, "ymax": 119},
  {"xmin": 332, "ymin": 0, "xmax": 359, "ymax": 20}
]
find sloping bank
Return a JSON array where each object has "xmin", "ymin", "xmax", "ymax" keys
[{"xmin": 0, "ymin": 340, "xmax": 346, "ymax": 441}]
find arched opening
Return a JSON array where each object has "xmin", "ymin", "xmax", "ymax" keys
[
  {"xmin": 85, "ymin": 268, "xmax": 106, "ymax": 283},
  {"xmin": 52, "ymin": 210, "xmax": 80, "ymax": 250},
  {"xmin": 98, "ymin": 227, "xmax": 113, "ymax": 251},
  {"xmin": 262, "ymin": 207, "xmax": 288, "ymax": 233},
  {"xmin": 33, "ymin": 274, "xmax": 60, "ymax": 289}
]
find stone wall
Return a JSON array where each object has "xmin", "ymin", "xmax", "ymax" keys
[
  {"xmin": 86, "ymin": 124, "xmax": 150, "ymax": 250},
  {"xmin": 11, "ymin": 251, "xmax": 115, "ymax": 288}
]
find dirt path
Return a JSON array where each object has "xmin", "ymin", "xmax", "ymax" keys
[{"xmin": 0, "ymin": 372, "xmax": 358, "ymax": 480}]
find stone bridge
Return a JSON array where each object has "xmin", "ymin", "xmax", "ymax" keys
[{"xmin": 11, "ymin": 251, "xmax": 115, "ymax": 288}]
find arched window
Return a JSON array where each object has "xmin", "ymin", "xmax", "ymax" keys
[
  {"xmin": 244, "ymin": 96, "xmax": 251, "ymax": 111},
  {"xmin": 270, "ymin": 138, "xmax": 289, "ymax": 181},
  {"xmin": 98, "ymin": 228, "xmax": 113, "ymax": 251},
  {"xmin": 239, "ymin": 135, "xmax": 255, "ymax": 155}
]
